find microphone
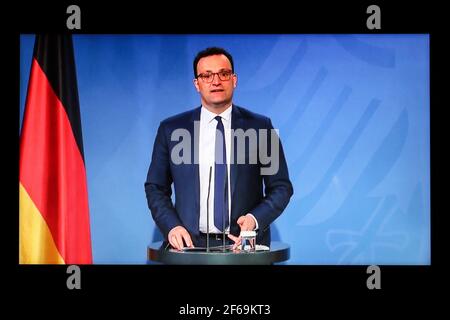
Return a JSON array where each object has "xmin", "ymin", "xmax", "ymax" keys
[{"xmin": 206, "ymin": 166, "xmax": 212, "ymax": 252}]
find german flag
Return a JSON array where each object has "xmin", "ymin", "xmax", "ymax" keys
[{"xmin": 19, "ymin": 34, "xmax": 92, "ymax": 264}]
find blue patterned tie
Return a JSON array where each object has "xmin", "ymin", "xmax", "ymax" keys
[{"xmin": 214, "ymin": 116, "xmax": 229, "ymax": 231}]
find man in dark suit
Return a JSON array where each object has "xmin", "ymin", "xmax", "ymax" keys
[{"xmin": 145, "ymin": 47, "xmax": 293, "ymax": 250}]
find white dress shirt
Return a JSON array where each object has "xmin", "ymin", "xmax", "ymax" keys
[
  {"xmin": 198, "ymin": 105, "xmax": 232, "ymax": 234},
  {"xmin": 198, "ymin": 105, "xmax": 259, "ymax": 234}
]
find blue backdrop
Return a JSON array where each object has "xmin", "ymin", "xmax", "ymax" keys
[{"xmin": 20, "ymin": 34, "xmax": 430, "ymax": 265}]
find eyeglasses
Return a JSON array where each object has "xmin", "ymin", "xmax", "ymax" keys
[{"xmin": 196, "ymin": 70, "xmax": 233, "ymax": 83}]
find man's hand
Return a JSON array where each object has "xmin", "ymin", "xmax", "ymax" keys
[
  {"xmin": 237, "ymin": 214, "xmax": 256, "ymax": 231},
  {"xmin": 227, "ymin": 214, "xmax": 257, "ymax": 250},
  {"xmin": 168, "ymin": 226, "xmax": 194, "ymax": 250}
]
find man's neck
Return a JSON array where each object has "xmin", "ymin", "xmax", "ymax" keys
[{"xmin": 202, "ymin": 103, "xmax": 232, "ymax": 115}]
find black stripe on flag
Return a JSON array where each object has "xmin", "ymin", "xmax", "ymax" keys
[{"xmin": 32, "ymin": 34, "xmax": 85, "ymax": 160}]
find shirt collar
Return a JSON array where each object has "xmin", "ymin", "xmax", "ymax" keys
[{"xmin": 201, "ymin": 104, "xmax": 232, "ymax": 124}]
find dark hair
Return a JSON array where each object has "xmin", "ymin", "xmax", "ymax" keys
[{"xmin": 193, "ymin": 47, "xmax": 234, "ymax": 78}]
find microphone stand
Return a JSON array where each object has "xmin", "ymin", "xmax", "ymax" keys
[
  {"xmin": 206, "ymin": 166, "xmax": 212, "ymax": 253},
  {"xmin": 223, "ymin": 169, "xmax": 227, "ymax": 252},
  {"xmin": 223, "ymin": 190, "xmax": 226, "ymax": 252}
]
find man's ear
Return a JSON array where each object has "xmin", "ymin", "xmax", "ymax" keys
[{"xmin": 193, "ymin": 78, "xmax": 200, "ymax": 92}]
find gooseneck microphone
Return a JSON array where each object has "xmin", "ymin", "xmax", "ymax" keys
[{"xmin": 206, "ymin": 166, "xmax": 212, "ymax": 252}]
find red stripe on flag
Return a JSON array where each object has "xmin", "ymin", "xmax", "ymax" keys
[{"xmin": 20, "ymin": 58, "xmax": 92, "ymax": 264}]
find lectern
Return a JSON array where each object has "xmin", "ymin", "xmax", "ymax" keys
[{"xmin": 147, "ymin": 241, "xmax": 290, "ymax": 265}]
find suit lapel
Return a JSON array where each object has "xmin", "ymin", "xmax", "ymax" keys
[
  {"xmin": 189, "ymin": 107, "xmax": 201, "ymax": 228},
  {"xmin": 231, "ymin": 105, "xmax": 244, "ymax": 217}
]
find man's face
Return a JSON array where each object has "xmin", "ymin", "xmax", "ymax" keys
[{"xmin": 193, "ymin": 54, "xmax": 237, "ymax": 111}]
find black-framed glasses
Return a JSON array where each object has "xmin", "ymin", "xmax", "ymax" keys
[{"xmin": 196, "ymin": 70, "xmax": 233, "ymax": 83}]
